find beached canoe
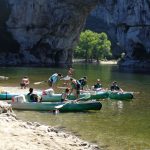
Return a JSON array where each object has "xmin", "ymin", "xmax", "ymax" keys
[
  {"xmin": 88, "ymin": 91, "xmax": 109, "ymax": 99},
  {"xmin": 41, "ymin": 93, "xmax": 91, "ymax": 102},
  {"xmin": 11, "ymin": 95, "xmax": 102, "ymax": 112},
  {"xmin": 0, "ymin": 92, "xmax": 18, "ymax": 100},
  {"xmin": 11, "ymin": 101, "xmax": 102, "ymax": 112},
  {"xmin": 40, "ymin": 88, "xmax": 109, "ymax": 102},
  {"xmin": 108, "ymin": 91, "xmax": 134, "ymax": 100},
  {"xmin": 38, "ymin": 89, "xmax": 91, "ymax": 102}
]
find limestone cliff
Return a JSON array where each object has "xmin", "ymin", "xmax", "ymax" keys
[
  {"xmin": 87, "ymin": 0, "xmax": 150, "ymax": 69},
  {"xmin": 0, "ymin": 0, "xmax": 150, "ymax": 68},
  {"xmin": 0, "ymin": 0, "xmax": 99, "ymax": 66}
]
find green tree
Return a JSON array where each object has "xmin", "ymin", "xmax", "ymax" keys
[{"xmin": 74, "ymin": 30, "xmax": 112, "ymax": 62}]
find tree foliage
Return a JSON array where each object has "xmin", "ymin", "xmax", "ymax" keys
[{"xmin": 74, "ymin": 30, "xmax": 112, "ymax": 62}]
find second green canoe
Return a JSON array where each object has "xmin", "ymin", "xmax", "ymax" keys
[{"xmin": 108, "ymin": 91, "xmax": 134, "ymax": 100}]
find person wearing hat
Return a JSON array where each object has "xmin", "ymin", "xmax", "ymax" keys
[
  {"xmin": 61, "ymin": 88, "xmax": 70, "ymax": 102},
  {"xmin": 78, "ymin": 76, "xmax": 87, "ymax": 90},
  {"xmin": 48, "ymin": 73, "xmax": 63, "ymax": 88},
  {"xmin": 93, "ymin": 79, "xmax": 102, "ymax": 90},
  {"xmin": 110, "ymin": 81, "xmax": 123, "ymax": 92}
]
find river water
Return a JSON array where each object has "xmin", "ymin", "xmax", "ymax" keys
[{"xmin": 0, "ymin": 64, "xmax": 150, "ymax": 150}]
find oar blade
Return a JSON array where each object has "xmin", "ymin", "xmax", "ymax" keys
[
  {"xmin": 60, "ymin": 75, "xmax": 71, "ymax": 81},
  {"xmin": 34, "ymin": 82, "xmax": 42, "ymax": 85},
  {"xmin": 34, "ymin": 81, "xmax": 47, "ymax": 85},
  {"xmin": 57, "ymin": 87, "xmax": 70, "ymax": 89},
  {"xmin": 55, "ymin": 104, "xmax": 65, "ymax": 109}
]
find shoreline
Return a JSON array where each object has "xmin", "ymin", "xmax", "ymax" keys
[
  {"xmin": 0, "ymin": 113, "xmax": 99, "ymax": 150},
  {"xmin": 73, "ymin": 59, "xmax": 118, "ymax": 65},
  {"xmin": 0, "ymin": 86, "xmax": 100, "ymax": 150}
]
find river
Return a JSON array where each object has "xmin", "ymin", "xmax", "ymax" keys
[{"xmin": 0, "ymin": 64, "xmax": 150, "ymax": 150}]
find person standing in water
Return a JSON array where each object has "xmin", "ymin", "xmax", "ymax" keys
[
  {"xmin": 67, "ymin": 68, "xmax": 74, "ymax": 77},
  {"xmin": 69, "ymin": 78, "xmax": 81, "ymax": 99},
  {"xmin": 48, "ymin": 73, "xmax": 63, "ymax": 89},
  {"xmin": 20, "ymin": 76, "xmax": 30, "ymax": 89}
]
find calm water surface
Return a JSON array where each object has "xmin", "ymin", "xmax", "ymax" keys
[{"xmin": 0, "ymin": 64, "xmax": 150, "ymax": 150}]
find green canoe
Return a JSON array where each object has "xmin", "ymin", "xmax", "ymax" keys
[
  {"xmin": 11, "ymin": 101, "xmax": 102, "ymax": 112},
  {"xmin": 40, "ymin": 89, "xmax": 109, "ymax": 102},
  {"xmin": 0, "ymin": 92, "xmax": 18, "ymax": 100},
  {"xmin": 40, "ymin": 92, "xmax": 90, "ymax": 102},
  {"xmin": 108, "ymin": 91, "xmax": 134, "ymax": 100},
  {"xmin": 89, "ymin": 91, "xmax": 109, "ymax": 99}
]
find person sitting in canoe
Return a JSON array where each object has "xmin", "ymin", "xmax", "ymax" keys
[
  {"xmin": 61, "ymin": 88, "xmax": 70, "ymax": 102},
  {"xmin": 93, "ymin": 79, "xmax": 103, "ymax": 91},
  {"xmin": 78, "ymin": 76, "xmax": 87, "ymax": 90},
  {"xmin": 48, "ymin": 73, "xmax": 63, "ymax": 89},
  {"xmin": 110, "ymin": 81, "xmax": 123, "ymax": 92},
  {"xmin": 20, "ymin": 76, "xmax": 30, "ymax": 89},
  {"xmin": 27, "ymin": 88, "xmax": 41, "ymax": 102},
  {"xmin": 69, "ymin": 78, "xmax": 81, "ymax": 99}
]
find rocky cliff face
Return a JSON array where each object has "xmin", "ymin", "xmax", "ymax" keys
[
  {"xmin": 1, "ymin": 0, "xmax": 150, "ymax": 68},
  {"xmin": 0, "ymin": 0, "xmax": 98, "ymax": 66},
  {"xmin": 87, "ymin": 0, "xmax": 150, "ymax": 69}
]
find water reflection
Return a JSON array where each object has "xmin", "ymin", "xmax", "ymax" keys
[{"xmin": 110, "ymin": 101, "xmax": 124, "ymax": 113}]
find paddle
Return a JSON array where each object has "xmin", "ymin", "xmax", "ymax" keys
[
  {"xmin": 57, "ymin": 86, "xmax": 70, "ymax": 89},
  {"xmin": 54, "ymin": 94, "xmax": 91, "ymax": 109},
  {"xmin": 60, "ymin": 75, "xmax": 71, "ymax": 81},
  {"xmin": 129, "ymin": 91, "xmax": 140, "ymax": 94},
  {"xmin": 0, "ymin": 76, "xmax": 9, "ymax": 80},
  {"xmin": 34, "ymin": 80, "xmax": 47, "ymax": 85}
]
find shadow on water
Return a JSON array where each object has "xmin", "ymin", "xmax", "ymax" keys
[{"xmin": 117, "ymin": 66, "xmax": 150, "ymax": 74}]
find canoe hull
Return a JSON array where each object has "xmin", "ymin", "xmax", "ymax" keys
[
  {"xmin": 89, "ymin": 91, "xmax": 109, "ymax": 99},
  {"xmin": 0, "ymin": 93, "xmax": 18, "ymax": 100},
  {"xmin": 41, "ymin": 93, "xmax": 90, "ymax": 102},
  {"xmin": 11, "ymin": 101, "xmax": 102, "ymax": 112},
  {"xmin": 41, "ymin": 91, "xmax": 109, "ymax": 102},
  {"xmin": 108, "ymin": 92, "xmax": 133, "ymax": 100}
]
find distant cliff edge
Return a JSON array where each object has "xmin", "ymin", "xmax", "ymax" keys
[{"xmin": 86, "ymin": 0, "xmax": 150, "ymax": 69}]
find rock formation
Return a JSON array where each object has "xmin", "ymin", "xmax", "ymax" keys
[
  {"xmin": 86, "ymin": 0, "xmax": 150, "ymax": 69},
  {"xmin": 0, "ymin": 0, "xmax": 99, "ymax": 66},
  {"xmin": 0, "ymin": 0, "xmax": 149, "ymax": 68}
]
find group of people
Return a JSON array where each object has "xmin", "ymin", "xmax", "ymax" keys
[
  {"xmin": 47, "ymin": 68, "xmax": 123, "ymax": 101},
  {"xmin": 20, "ymin": 67, "xmax": 123, "ymax": 102}
]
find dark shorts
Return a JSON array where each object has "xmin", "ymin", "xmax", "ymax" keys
[
  {"xmin": 76, "ymin": 90, "xmax": 80, "ymax": 95},
  {"xmin": 61, "ymin": 99, "xmax": 64, "ymax": 102},
  {"xmin": 20, "ymin": 83, "xmax": 25, "ymax": 87},
  {"xmin": 48, "ymin": 79, "xmax": 53, "ymax": 87}
]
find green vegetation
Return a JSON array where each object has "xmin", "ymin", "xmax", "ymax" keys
[{"xmin": 74, "ymin": 30, "xmax": 112, "ymax": 63}]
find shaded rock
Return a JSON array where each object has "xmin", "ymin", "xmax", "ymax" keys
[{"xmin": 0, "ymin": 0, "xmax": 99, "ymax": 67}]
